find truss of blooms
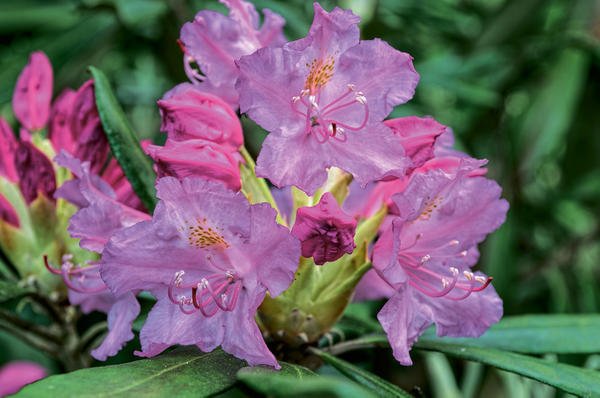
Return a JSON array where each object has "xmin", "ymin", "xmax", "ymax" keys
[{"xmin": 0, "ymin": 1, "xmax": 508, "ymax": 369}]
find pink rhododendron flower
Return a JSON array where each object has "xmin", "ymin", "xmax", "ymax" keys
[
  {"xmin": 50, "ymin": 151, "xmax": 148, "ymax": 360},
  {"xmin": 292, "ymin": 192, "xmax": 356, "ymax": 265},
  {"xmin": 0, "ymin": 361, "xmax": 46, "ymax": 396},
  {"xmin": 12, "ymin": 51, "xmax": 53, "ymax": 131},
  {"xmin": 237, "ymin": 3, "xmax": 419, "ymax": 194},
  {"xmin": 14, "ymin": 141, "xmax": 56, "ymax": 204},
  {"xmin": 101, "ymin": 177, "xmax": 300, "ymax": 368},
  {"xmin": 385, "ymin": 116, "xmax": 447, "ymax": 171},
  {"xmin": 179, "ymin": 0, "xmax": 286, "ymax": 108},
  {"xmin": 158, "ymin": 84, "xmax": 243, "ymax": 150},
  {"xmin": 372, "ymin": 159, "xmax": 508, "ymax": 365},
  {"xmin": 146, "ymin": 139, "xmax": 241, "ymax": 191}
]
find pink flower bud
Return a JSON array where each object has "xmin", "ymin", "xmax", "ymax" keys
[
  {"xmin": 14, "ymin": 141, "xmax": 56, "ymax": 204},
  {"xmin": 0, "ymin": 361, "xmax": 46, "ymax": 396},
  {"xmin": 12, "ymin": 51, "xmax": 53, "ymax": 131},
  {"xmin": 48, "ymin": 88, "xmax": 77, "ymax": 154},
  {"xmin": 292, "ymin": 192, "xmax": 357, "ymax": 265},
  {"xmin": 69, "ymin": 80, "xmax": 110, "ymax": 174},
  {"xmin": 146, "ymin": 139, "xmax": 241, "ymax": 191},
  {"xmin": 0, "ymin": 117, "xmax": 18, "ymax": 182},
  {"xmin": 158, "ymin": 84, "xmax": 243, "ymax": 150}
]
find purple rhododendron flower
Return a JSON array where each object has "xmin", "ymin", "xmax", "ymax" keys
[
  {"xmin": 179, "ymin": 0, "xmax": 286, "ymax": 108},
  {"xmin": 237, "ymin": 3, "xmax": 419, "ymax": 194},
  {"xmin": 0, "ymin": 194, "xmax": 19, "ymax": 227},
  {"xmin": 158, "ymin": 84, "xmax": 243, "ymax": 151},
  {"xmin": 12, "ymin": 51, "xmax": 53, "ymax": 132},
  {"xmin": 100, "ymin": 177, "xmax": 300, "ymax": 368},
  {"xmin": 50, "ymin": 151, "xmax": 148, "ymax": 360},
  {"xmin": 0, "ymin": 361, "xmax": 46, "ymax": 396},
  {"xmin": 146, "ymin": 139, "xmax": 241, "ymax": 191},
  {"xmin": 372, "ymin": 158, "xmax": 509, "ymax": 365},
  {"xmin": 54, "ymin": 151, "xmax": 149, "ymax": 253},
  {"xmin": 292, "ymin": 192, "xmax": 356, "ymax": 265}
]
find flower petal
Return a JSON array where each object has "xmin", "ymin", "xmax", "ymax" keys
[{"xmin": 91, "ymin": 292, "xmax": 140, "ymax": 361}]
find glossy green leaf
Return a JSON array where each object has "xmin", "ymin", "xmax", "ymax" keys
[
  {"xmin": 313, "ymin": 349, "xmax": 412, "ymax": 397},
  {"xmin": 418, "ymin": 314, "xmax": 600, "ymax": 354},
  {"xmin": 89, "ymin": 66, "xmax": 157, "ymax": 211},
  {"xmin": 332, "ymin": 315, "xmax": 600, "ymax": 355},
  {"xmin": 416, "ymin": 340, "xmax": 600, "ymax": 397},
  {"xmin": 237, "ymin": 362, "xmax": 376, "ymax": 398},
  {"xmin": 0, "ymin": 280, "xmax": 32, "ymax": 302},
  {"xmin": 16, "ymin": 348, "xmax": 245, "ymax": 398}
]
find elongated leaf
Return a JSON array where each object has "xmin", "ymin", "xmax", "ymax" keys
[
  {"xmin": 0, "ymin": 280, "xmax": 32, "ymax": 302},
  {"xmin": 416, "ymin": 340, "xmax": 600, "ymax": 397},
  {"xmin": 419, "ymin": 314, "xmax": 600, "ymax": 354},
  {"xmin": 237, "ymin": 362, "xmax": 376, "ymax": 398},
  {"xmin": 89, "ymin": 66, "xmax": 157, "ymax": 211},
  {"xmin": 313, "ymin": 349, "xmax": 412, "ymax": 397},
  {"xmin": 16, "ymin": 348, "xmax": 245, "ymax": 398},
  {"xmin": 331, "ymin": 315, "xmax": 600, "ymax": 355}
]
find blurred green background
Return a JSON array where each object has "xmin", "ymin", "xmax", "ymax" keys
[{"xmin": 1, "ymin": 0, "xmax": 599, "ymax": 396}]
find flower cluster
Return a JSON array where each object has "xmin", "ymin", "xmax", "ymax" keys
[{"xmin": 1, "ymin": 1, "xmax": 509, "ymax": 369}]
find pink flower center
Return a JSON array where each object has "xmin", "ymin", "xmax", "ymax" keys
[
  {"xmin": 168, "ymin": 270, "xmax": 243, "ymax": 317},
  {"xmin": 397, "ymin": 235, "xmax": 492, "ymax": 301},
  {"xmin": 291, "ymin": 58, "xmax": 370, "ymax": 144}
]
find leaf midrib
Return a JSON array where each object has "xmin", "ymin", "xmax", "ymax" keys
[{"xmin": 101, "ymin": 351, "xmax": 218, "ymax": 397}]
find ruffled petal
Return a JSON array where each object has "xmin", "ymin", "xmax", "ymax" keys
[
  {"xmin": 335, "ymin": 39, "xmax": 419, "ymax": 121},
  {"xmin": 91, "ymin": 292, "xmax": 140, "ymax": 360}
]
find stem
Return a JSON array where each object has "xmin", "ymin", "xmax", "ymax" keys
[
  {"xmin": 323, "ymin": 334, "xmax": 389, "ymax": 356},
  {"xmin": 0, "ymin": 319, "xmax": 59, "ymax": 357},
  {"xmin": 0, "ymin": 308, "xmax": 61, "ymax": 342},
  {"xmin": 78, "ymin": 321, "xmax": 108, "ymax": 351},
  {"xmin": 239, "ymin": 146, "xmax": 286, "ymax": 225}
]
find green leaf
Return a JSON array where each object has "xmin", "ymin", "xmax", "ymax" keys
[
  {"xmin": 416, "ymin": 340, "xmax": 600, "ymax": 397},
  {"xmin": 237, "ymin": 362, "xmax": 377, "ymax": 398},
  {"xmin": 16, "ymin": 348, "xmax": 245, "ymax": 398},
  {"xmin": 332, "ymin": 315, "xmax": 600, "ymax": 355},
  {"xmin": 89, "ymin": 66, "xmax": 157, "ymax": 211},
  {"xmin": 419, "ymin": 314, "xmax": 600, "ymax": 354},
  {"xmin": 312, "ymin": 349, "xmax": 413, "ymax": 397},
  {"xmin": 0, "ymin": 280, "xmax": 32, "ymax": 302}
]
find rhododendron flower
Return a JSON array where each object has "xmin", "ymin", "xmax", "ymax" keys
[
  {"xmin": 146, "ymin": 139, "xmax": 241, "ymax": 191},
  {"xmin": 372, "ymin": 159, "xmax": 509, "ymax": 365},
  {"xmin": 54, "ymin": 151, "xmax": 149, "ymax": 253},
  {"xmin": 0, "ymin": 194, "xmax": 19, "ymax": 227},
  {"xmin": 292, "ymin": 192, "xmax": 356, "ymax": 265},
  {"xmin": 12, "ymin": 51, "xmax": 52, "ymax": 131},
  {"xmin": 101, "ymin": 177, "xmax": 300, "ymax": 368},
  {"xmin": 51, "ymin": 151, "xmax": 148, "ymax": 360},
  {"xmin": 158, "ymin": 84, "xmax": 243, "ymax": 150},
  {"xmin": 343, "ymin": 116, "xmax": 447, "ymax": 219},
  {"xmin": 179, "ymin": 0, "xmax": 286, "ymax": 107},
  {"xmin": 0, "ymin": 361, "xmax": 46, "ymax": 396},
  {"xmin": 237, "ymin": 3, "xmax": 419, "ymax": 194}
]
